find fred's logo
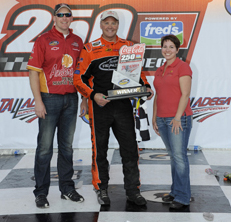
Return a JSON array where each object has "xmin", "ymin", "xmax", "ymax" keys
[
  {"xmin": 62, "ymin": 54, "xmax": 73, "ymax": 68},
  {"xmin": 118, "ymin": 79, "xmax": 130, "ymax": 86},
  {"xmin": 140, "ymin": 21, "xmax": 183, "ymax": 46},
  {"xmin": 49, "ymin": 41, "xmax": 59, "ymax": 46}
]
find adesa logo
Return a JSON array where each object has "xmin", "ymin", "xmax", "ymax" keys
[{"xmin": 140, "ymin": 21, "xmax": 183, "ymax": 46}]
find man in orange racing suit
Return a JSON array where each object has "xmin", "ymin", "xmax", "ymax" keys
[{"xmin": 73, "ymin": 10, "xmax": 154, "ymax": 206}]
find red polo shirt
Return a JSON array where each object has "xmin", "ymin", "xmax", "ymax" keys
[
  {"xmin": 153, "ymin": 57, "xmax": 193, "ymax": 117},
  {"xmin": 27, "ymin": 26, "xmax": 83, "ymax": 95}
]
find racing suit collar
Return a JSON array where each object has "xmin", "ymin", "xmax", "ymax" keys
[
  {"xmin": 100, "ymin": 35, "xmax": 126, "ymax": 45},
  {"xmin": 52, "ymin": 26, "xmax": 73, "ymax": 38}
]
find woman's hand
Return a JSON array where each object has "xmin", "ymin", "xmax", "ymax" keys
[
  {"xmin": 152, "ymin": 118, "xmax": 160, "ymax": 136},
  {"xmin": 170, "ymin": 118, "xmax": 183, "ymax": 135}
]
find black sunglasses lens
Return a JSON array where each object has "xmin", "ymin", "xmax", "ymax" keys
[
  {"xmin": 56, "ymin": 13, "xmax": 71, "ymax": 17},
  {"xmin": 57, "ymin": 13, "xmax": 64, "ymax": 17}
]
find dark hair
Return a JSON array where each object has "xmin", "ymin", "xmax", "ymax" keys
[{"xmin": 161, "ymin": 34, "xmax": 180, "ymax": 49}]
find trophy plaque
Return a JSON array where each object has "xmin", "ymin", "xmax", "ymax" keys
[{"xmin": 107, "ymin": 43, "xmax": 151, "ymax": 100}]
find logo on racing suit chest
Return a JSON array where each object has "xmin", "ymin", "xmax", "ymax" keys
[
  {"xmin": 92, "ymin": 40, "xmax": 101, "ymax": 47},
  {"xmin": 49, "ymin": 41, "xmax": 59, "ymax": 46},
  {"xmin": 99, "ymin": 57, "xmax": 118, "ymax": 71}
]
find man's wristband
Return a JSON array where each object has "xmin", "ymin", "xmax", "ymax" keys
[
  {"xmin": 90, "ymin": 91, "xmax": 96, "ymax": 100},
  {"xmin": 174, "ymin": 118, "xmax": 181, "ymax": 122}
]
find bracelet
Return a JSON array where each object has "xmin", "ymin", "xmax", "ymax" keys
[{"xmin": 174, "ymin": 118, "xmax": 181, "ymax": 122}]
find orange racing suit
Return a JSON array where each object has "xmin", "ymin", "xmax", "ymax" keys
[{"xmin": 73, "ymin": 35, "xmax": 151, "ymax": 195}]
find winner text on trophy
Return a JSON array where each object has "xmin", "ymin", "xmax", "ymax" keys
[{"xmin": 107, "ymin": 43, "xmax": 151, "ymax": 100}]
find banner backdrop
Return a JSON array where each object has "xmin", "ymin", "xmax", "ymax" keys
[{"xmin": 0, "ymin": 0, "xmax": 231, "ymax": 150}]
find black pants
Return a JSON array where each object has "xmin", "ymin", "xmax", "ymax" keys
[{"xmin": 89, "ymin": 99, "xmax": 140, "ymax": 196}]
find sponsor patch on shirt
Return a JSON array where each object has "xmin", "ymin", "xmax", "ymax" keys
[
  {"xmin": 62, "ymin": 54, "xmax": 73, "ymax": 68},
  {"xmin": 49, "ymin": 41, "xmax": 59, "ymax": 46},
  {"xmin": 167, "ymin": 70, "xmax": 174, "ymax": 76},
  {"xmin": 72, "ymin": 42, "xmax": 79, "ymax": 47},
  {"xmin": 74, "ymin": 70, "xmax": 80, "ymax": 74},
  {"xmin": 99, "ymin": 57, "xmax": 118, "ymax": 71},
  {"xmin": 92, "ymin": 40, "xmax": 101, "ymax": 47},
  {"xmin": 86, "ymin": 44, "xmax": 91, "ymax": 51},
  {"xmin": 51, "ymin": 47, "xmax": 59, "ymax": 50}
]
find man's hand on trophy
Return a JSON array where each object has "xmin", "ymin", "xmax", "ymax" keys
[
  {"xmin": 94, "ymin": 93, "xmax": 110, "ymax": 107},
  {"xmin": 146, "ymin": 87, "xmax": 154, "ymax": 100}
]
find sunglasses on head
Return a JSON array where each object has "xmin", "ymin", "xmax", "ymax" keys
[{"xmin": 56, "ymin": 13, "xmax": 72, "ymax": 18}]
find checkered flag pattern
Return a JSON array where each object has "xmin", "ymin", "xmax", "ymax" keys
[
  {"xmin": 0, "ymin": 57, "xmax": 28, "ymax": 71},
  {"xmin": 135, "ymin": 97, "xmax": 150, "ymax": 142}
]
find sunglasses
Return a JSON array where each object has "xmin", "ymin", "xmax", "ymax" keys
[{"xmin": 56, "ymin": 13, "xmax": 72, "ymax": 18}]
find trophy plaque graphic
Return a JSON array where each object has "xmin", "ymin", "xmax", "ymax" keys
[{"xmin": 107, "ymin": 43, "xmax": 150, "ymax": 100}]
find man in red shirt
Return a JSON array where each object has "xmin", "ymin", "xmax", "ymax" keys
[{"xmin": 27, "ymin": 3, "xmax": 87, "ymax": 208}]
